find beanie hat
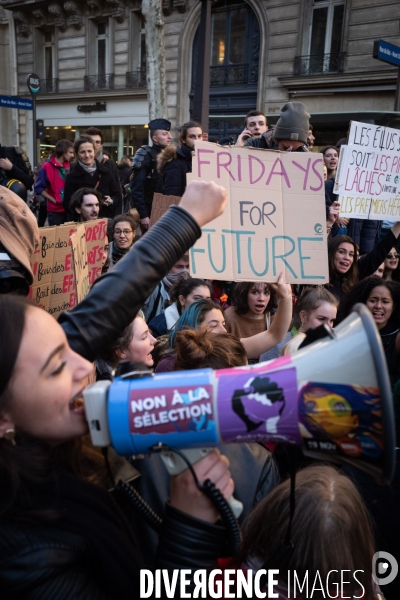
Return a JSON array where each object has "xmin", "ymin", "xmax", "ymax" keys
[
  {"xmin": 273, "ymin": 102, "xmax": 310, "ymax": 144},
  {"xmin": 0, "ymin": 186, "xmax": 39, "ymax": 285}
]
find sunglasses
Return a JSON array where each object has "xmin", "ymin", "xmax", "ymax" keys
[{"xmin": 386, "ymin": 253, "xmax": 400, "ymax": 259}]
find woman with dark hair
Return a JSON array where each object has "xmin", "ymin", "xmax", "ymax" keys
[
  {"xmin": 260, "ymin": 286, "xmax": 338, "ymax": 362},
  {"xmin": 148, "ymin": 277, "xmax": 212, "ymax": 337},
  {"xmin": 0, "ymin": 180, "xmax": 240, "ymax": 596},
  {"xmin": 337, "ymin": 276, "xmax": 400, "ymax": 385},
  {"xmin": 106, "ymin": 213, "xmax": 139, "ymax": 270},
  {"xmin": 225, "ymin": 282, "xmax": 277, "ymax": 342},
  {"xmin": 321, "ymin": 145, "xmax": 338, "ymax": 180},
  {"xmin": 96, "ymin": 311, "xmax": 156, "ymax": 379},
  {"xmin": 63, "ymin": 136, "xmax": 122, "ymax": 219},
  {"xmin": 383, "ymin": 247, "xmax": 400, "ymax": 282},
  {"xmin": 157, "ymin": 120, "xmax": 203, "ymax": 197},
  {"xmin": 156, "ymin": 273, "xmax": 292, "ymax": 372},
  {"xmin": 327, "ymin": 224, "xmax": 400, "ymax": 301},
  {"xmin": 233, "ymin": 464, "xmax": 380, "ymax": 599}
]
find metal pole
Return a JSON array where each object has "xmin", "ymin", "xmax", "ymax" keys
[
  {"xmin": 192, "ymin": 0, "xmax": 212, "ymax": 133},
  {"xmin": 395, "ymin": 66, "xmax": 400, "ymax": 112},
  {"xmin": 32, "ymin": 94, "xmax": 37, "ymax": 167}
]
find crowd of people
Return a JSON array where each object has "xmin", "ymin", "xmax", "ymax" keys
[{"xmin": 0, "ymin": 99, "xmax": 399, "ymax": 599}]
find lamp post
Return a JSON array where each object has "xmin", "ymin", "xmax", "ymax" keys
[{"xmin": 192, "ymin": 0, "xmax": 212, "ymax": 134}]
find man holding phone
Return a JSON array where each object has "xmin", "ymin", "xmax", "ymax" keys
[{"xmin": 235, "ymin": 110, "xmax": 268, "ymax": 147}]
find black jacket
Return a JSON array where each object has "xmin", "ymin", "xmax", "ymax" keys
[
  {"xmin": 0, "ymin": 144, "xmax": 34, "ymax": 190},
  {"xmin": 0, "ymin": 207, "xmax": 231, "ymax": 598},
  {"xmin": 130, "ymin": 144, "xmax": 164, "ymax": 219},
  {"xmin": 158, "ymin": 143, "xmax": 193, "ymax": 197},
  {"xmin": 63, "ymin": 160, "xmax": 122, "ymax": 219}
]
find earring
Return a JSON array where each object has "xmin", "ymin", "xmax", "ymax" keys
[{"xmin": 4, "ymin": 428, "xmax": 16, "ymax": 446}]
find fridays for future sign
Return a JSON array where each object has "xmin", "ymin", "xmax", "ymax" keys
[
  {"xmin": 188, "ymin": 141, "xmax": 328, "ymax": 284},
  {"xmin": 334, "ymin": 121, "xmax": 400, "ymax": 220}
]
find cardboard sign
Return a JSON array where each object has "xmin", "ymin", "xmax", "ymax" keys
[
  {"xmin": 71, "ymin": 224, "xmax": 90, "ymax": 304},
  {"xmin": 149, "ymin": 192, "xmax": 181, "ymax": 227},
  {"xmin": 334, "ymin": 121, "xmax": 400, "ymax": 219},
  {"xmin": 188, "ymin": 141, "xmax": 328, "ymax": 283},
  {"xmin": 29, "ymin": 219, "xmax": 107, "ymax": 318}
]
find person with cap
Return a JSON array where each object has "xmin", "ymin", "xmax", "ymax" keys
[
  {"xmin": 129, "ymin": 118, "xmax": 172, "ymax": 233},
  {"xmin": 0, "ymin": 186, "xmax": 39, "ymax": 295},
  {"xmin": 245, "ymin": 101, "xmax": 310, "ymax": 152}
]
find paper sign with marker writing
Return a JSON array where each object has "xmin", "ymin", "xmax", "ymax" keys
[
  {"xmin": 29, "ymin": 220, "xmax": 106, "ymax": 318},
  {"xmin": 71, "ymin": 224, "xmax": 90, "ymax": 304},
  {"xmin": 188, "ymin": 141, "xmax": 328, "ymax": 283},
  {"xmin": 334, "ymin": 121, "xmax": 400, "ymax": 220}
]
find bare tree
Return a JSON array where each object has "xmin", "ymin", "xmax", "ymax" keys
[{"xmin": 142, "ymin": 0, "xmax": 168, "ymax": 120}]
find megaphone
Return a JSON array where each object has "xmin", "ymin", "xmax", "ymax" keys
[
  {"xmin": 84, "ymin": 304, "xmax": 396, "ymax": 484},
  {"xmin": 0, "ymin": 178, "xmax": 28, "ymax": 201}
]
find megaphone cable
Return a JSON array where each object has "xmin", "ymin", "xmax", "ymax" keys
[{"xmin": 151, "ymin": 443, "xmax": 243, "ymax": 555}]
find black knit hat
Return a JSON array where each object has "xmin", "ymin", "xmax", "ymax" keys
[{"xmin": 273, "ymin": 102, "xmax": 310, "ymax": 144}]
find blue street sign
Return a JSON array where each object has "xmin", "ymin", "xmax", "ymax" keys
[
  {"xmin": 0, "ymin": 95, "xmax": 33, "ymax": 110},
  {"xmin": 373, "ymin": 39, "xmax": 400, "ymax": 68}
]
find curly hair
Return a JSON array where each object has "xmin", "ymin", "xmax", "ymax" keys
[
  {"xmin": 232, "ymin": 282, "xmax": 277, "ymax": 316},
  {"xmin": 336, "ymin": 276, "xmax": 400, "ymax": 326}
]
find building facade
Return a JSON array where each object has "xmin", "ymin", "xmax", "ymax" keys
[{"xmin": 1, "ymin": 0, "xmax": 399, "ymax": 163}]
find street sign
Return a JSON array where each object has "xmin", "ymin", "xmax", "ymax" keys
[
  {"xmin": 0, "ymin": 95, "xmax": 33, "ymax": 110},
  {"xmin": 373, "ymin": 39, "xmax": 400, "ymax": 68},
  {"xmin": 26, "ymin": 73, "xmax": 40, "ymax": 95}
]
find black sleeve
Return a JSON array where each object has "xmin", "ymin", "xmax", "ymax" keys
[
  {"xmin": 163, "ymin": 161, "xmax": 184, "ymax": 197},
  {"xmin": 9, "ymin": 163, "xmax": 34, "ymax": 190},
  {"xmin": 130, "ymin": 153, "xmax": 151, "ymax": 219},
  {"xmin": 358, "ymin": 230, "xmax": 398, "ymax": 280},
  {"xmin": 107, "ymin": 170, "xmax": 123, "ymax": 215},
  {"xmin": 63, "ymin": 173, "xmax": 76, "ymax": 213},
  {"xmin": 59, "ymin": 206, "xmax": 201, "ymax": 361}
]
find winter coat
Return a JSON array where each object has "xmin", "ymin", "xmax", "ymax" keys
[
  {"xmin": 148, "ymin": 301, "xmax": 181, "ymax": 337},
  {"xmin": 63, "ymin": 159, "xmax": 122, "ymax": 219},
  {"xmin": 34, "ymin": 154, "xmax": 70, "ymax": 214},
  {"xmin": 157, "ymin": 143, "xmax": 193, "ymax": 197}
]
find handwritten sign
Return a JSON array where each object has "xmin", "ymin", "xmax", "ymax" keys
[
  {"xmin": 149, "ymin": 193, "xmax": 181, "ymax": 227},
  {"xmin": 71, "ymin": 224, "xmax": 90, "ymax": 303},
  {"xmin": 334, "ymin": 121, "xmax": 400, "ymax": 219},
  {"xmin": 29, "ymin": 219, "xmax": 107, "ymax": 318},
  {"xmin": 188, "ymin": 141, "xmax": 328, "ymax": 283}
]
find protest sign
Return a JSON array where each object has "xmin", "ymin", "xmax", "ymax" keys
[
  {"xmin": 334, "ymin": 121, "xmax": 400, "ymax": 219},
  {"xmin": 149, "ymin": 192, "xmax": 181, "ymax": 227},
  {"xmin": 84, "ymin": 219, "xmax": 107, "ymax": 284},
  {"xmin": 188, "ymin": 141, "xmax": 328, "ymax": 284},
  {"xmin": 71, "ymin": 224, "xmax": 90, "ymax": 304},
  {"xmin": 29, "ymin": 219, "xmax": 106, "ymax": 318}
]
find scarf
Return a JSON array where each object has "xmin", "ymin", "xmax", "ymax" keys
[
  {"xmin": 162, "ymin": 269, "xmax": 190, "ymax": 293},
  {"xmin": 79, "ymin": 160, "xmax": 97, "ymax": 174}
]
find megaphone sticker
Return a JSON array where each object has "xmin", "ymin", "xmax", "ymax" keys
[
  {"xmin": 216, "ymin": 367, "xmax": 301, "ymax": 444},
  {"xmin": 299, "ymin": 382, "xmax": 383, "ymax": 462}
]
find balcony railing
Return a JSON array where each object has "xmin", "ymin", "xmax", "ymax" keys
[
  {"xmin": 210, "ymin": 63, "xmax": 249, "ymax": 86},
  {"xmin": 126, "ymin": 70, "xmax": 147, "ymax": 88},
  {"xmin": 294, "ymin": 52, "xmax": 346, "ymax": 76},
  {"xmin": 84, "ymin": 73, "xmax": 114, "ymax": 91},
  {"xmin": 38, "ymin": 78, "xmax": 59, "ymax": 94}
]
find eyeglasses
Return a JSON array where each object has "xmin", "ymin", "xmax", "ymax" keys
[
  {"xmin": 386, "ymin": 253, "xmax": 400, "ymax": 259},
  {"xmin": 114, "ymin": 229, "xmax": 133, "ymax": 236}
]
